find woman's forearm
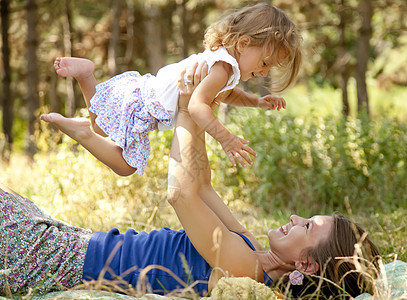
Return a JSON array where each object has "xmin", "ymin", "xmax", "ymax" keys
[
  {"xmin": 168, "ymin": 110, "xmax": 260, "ymax": 249},
  {"xmin": 168, "ymin": 110, "xmax": 206, "ymax": 203}
]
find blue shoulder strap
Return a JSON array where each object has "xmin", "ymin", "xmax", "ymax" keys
[{"xmin": 231, "ymin": 231, "xmax": 274, "ymax": 287}]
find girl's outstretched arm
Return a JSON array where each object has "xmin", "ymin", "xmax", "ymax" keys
[
  {"xmin": 221, "ymin": 88, "xmax": 286, "ymax": 111},
  {"xmin": 188, "ymin": 62, "xmax": 257, "ymax": 168}
]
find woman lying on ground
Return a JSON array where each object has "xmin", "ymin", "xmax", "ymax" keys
[{"xmin": 1, "ymin": 63, "xmax": 380, "ymax": 298}]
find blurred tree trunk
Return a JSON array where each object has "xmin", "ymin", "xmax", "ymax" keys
[
  {"xmin": 144, "ymin": 3, "xmax": 164, "ymax": 74},
  {"xmin": 355, "ymin": 0, "xmax": 373, "ymax": 116},
  {"xmin": 176, "ymin": 0, "xmax": 189, "ymax": 58},
  {"xmin": 125, "ymin": 0, "xmax": 135, "ymax": 69},
  {"xmin": 49, "ymin": 71, "xmax": 61, "ymax": 112},
  {"xmin": 63, "ymin": 0, "xmax": 75, "ymax": 116},
  {"xmin": 337, "ymin": 0, "xmax": 350, "ymax": 116},
  {"xmin": 1, "ymin": 0, "xmax": 13, "ymax": 161},
  {"xmin": 108, "ymin": 0, "xmax": 121, "ymax": 76},
  {"xmin": 25, "ymin": 0, "xmax": 39, "ymax": 158}
]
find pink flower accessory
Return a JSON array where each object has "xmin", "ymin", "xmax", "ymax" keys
[{"xmin": 289, "ymin": 270, "xmax": 304, "ymax": 285}]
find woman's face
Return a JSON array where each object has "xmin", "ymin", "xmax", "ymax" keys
[{"xmin": 268, "ymin": 215, "xmax": 333, "ymax": 265}]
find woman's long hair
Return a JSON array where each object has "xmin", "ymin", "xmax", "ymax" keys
[{"xmin": 279, "ymin": 213, "xmax": 381, "ymax": 299}]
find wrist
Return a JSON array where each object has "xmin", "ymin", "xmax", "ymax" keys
[
  {"xmin": 178, "ymin": 95, "xmax": 191, "ymax": 112},
  {"xmin": 256, "ymin": 97, "xmax": 261, "ymax": 108},
  {"xmin": 178, "ymin": 107, "xmax": 190, "ymax": 115},
  {"xmin": 217, "ymin": 130, "xmax": 234, "ymax": 145}
]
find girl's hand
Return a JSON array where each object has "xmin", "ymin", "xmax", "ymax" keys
[
  {"xmin": 258, "ymin": 95, "xmax": 286, "ymax": 111},
  {"xmin": 220, "ymin": 134, "xmax": 257, "ymax": 167}
]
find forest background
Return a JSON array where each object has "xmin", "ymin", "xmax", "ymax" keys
[{"xmin": 1, "ymin": 0, "xmax": 407, "ymax": 289}]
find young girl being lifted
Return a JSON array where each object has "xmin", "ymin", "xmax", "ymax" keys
[{"xmin": 41, "ymin": 3, "xmax": 302, "ymax": 176}]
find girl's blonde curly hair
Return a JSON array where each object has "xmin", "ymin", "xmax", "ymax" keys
[{"xmin": 204, "ymin": 3, "xmax": 302, "ymax": 93}]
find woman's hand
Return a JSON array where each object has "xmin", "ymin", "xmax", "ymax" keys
[{"xmin": 178, "ymin": 61, "xmax": 208, "ymax": 112}]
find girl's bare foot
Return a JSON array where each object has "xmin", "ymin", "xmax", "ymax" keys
[
  {"xmin": 54, "ymin": 57, "xmax": 95, "ymax": 80},
  {"xmin": 40, "ymin": 112, "xmax": 94, "ymax": 141}
]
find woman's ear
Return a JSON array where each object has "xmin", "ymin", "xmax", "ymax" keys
[
  {"xmin": 294, "ymin": 258, "xmax": 320, "ymax": 274},
  {"xmin": 237, "ymin": 35, "xmax": 251, "ymax": 53}
]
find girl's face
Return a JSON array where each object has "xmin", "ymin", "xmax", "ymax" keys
[
  {"xmin": 267, "ymin": 215, "xmax": 333, "ymax": 265},
  {"xmin": 237, "ymin": 43, "xmax": 284, "ymax": 81}
]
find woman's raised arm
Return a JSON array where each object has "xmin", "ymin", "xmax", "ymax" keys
[
  {"xmin": 170, "ymin": 63, "xmax": 261, "ymax": 249},
  {"xmin": 167, "ymin": 64, "xmax": 262, "ymax": 282}
]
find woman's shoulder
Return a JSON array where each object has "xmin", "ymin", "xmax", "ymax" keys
[
  {"xmin": 219, "ymin": 231, "xmax": 265, "ymax": 280},
  {"xmin": 231, "ymin": 231, "xmax": 258, "ymax": 250}
]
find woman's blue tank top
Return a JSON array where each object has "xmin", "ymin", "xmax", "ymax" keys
[{"xmin": 82, "ymin": 227, "xmax": 273, "ymax": 295}]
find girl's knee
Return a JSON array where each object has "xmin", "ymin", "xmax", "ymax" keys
[{"xmin": 113, "ymin": 166, "xmax": 136, "ymax": 177}]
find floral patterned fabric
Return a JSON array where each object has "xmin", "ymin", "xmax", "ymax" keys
[
  {"xmin": 89, "ymin": 71, "xmax": 172, "ymax": 176},
  {"xmin": 0, "ymin": 192, "xmax": 92, "ymax": 295}
]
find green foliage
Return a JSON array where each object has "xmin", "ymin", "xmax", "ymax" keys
[{"xmin": 216, "ymin": 108, "xmax": 407, "ymax": 215}]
